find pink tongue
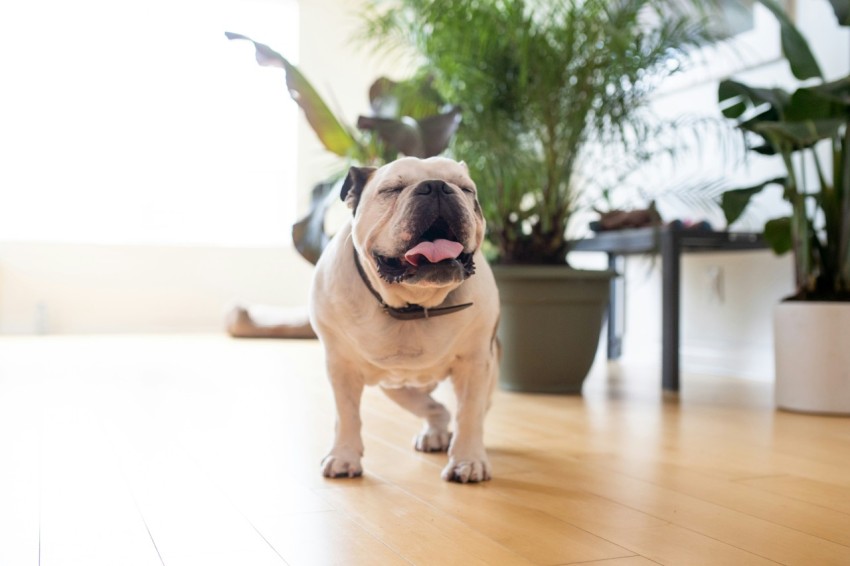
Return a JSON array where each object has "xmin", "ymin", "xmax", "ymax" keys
[{"xmin": 404, "ymin": 239, "xmax": 464, "ymax": 266}]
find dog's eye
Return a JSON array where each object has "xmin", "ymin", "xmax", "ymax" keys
[
  {"xmin": 461, "ymin": 187, "xmax": 475, "ymax": 194},
  {"xmin": 380, "ymin": 186, "xmax": 405, "ymax": 195}
]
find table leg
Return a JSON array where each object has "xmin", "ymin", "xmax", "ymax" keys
[
  {"xmin": 606, "ymin": 254, "xmax": 623, "ymax": 360},
  {"xmin": 661, "ymin": 230, "xmax": 681, "ymax": 392}
]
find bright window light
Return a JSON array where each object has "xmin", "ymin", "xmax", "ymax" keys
[{"xmin": 0, "ymin": 0, "xmax": 299, "ymax": 246}]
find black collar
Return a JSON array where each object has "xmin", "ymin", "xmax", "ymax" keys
[{"xmin": 352, "ymin": 247, "xmax": 473, "ymax": 321}]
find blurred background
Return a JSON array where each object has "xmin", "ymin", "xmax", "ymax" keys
[{"xmin": 0, "ymin": 0, "xmax": 847, "ymax": 382}]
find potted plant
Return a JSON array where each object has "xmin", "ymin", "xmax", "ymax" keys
[
  {"xmin": 360, "ymin": 0, "xmax": 720, "ymax": 392},
  {"xmin": 223, "ymin": 33, "xmax": 462, "ymax": 338},
  {"xmin": 225, "ymin": 32, "xmax": 462, "ymax": 263},
  {"xmin": 719, "ymin": 0, "xmax": 849, "ymax": 413}
]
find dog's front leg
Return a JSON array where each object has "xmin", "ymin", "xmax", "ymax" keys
[
  {"xmin": 442, "ymin": 356, "xmax": 496, "ymax": 483},
  {"xmin": 321, "ymin": 366, "xmax": 365, "ymax": 479}
]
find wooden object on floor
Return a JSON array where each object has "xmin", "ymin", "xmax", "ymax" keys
[
  {"xmin": 0, "ymin": 335, "xmax": 848, "ymax": 565},
  {"xmin": 226, "ymin": 304, "xmax": 317, "ymax": 339}
]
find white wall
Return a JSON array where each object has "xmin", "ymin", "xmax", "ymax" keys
[
  {"xmin": 0, "ymin": 243, "xmax": 314, "ymax": 334},
  {"xmin": 577, "ymin": 251, "xmax": 796, "ymax": 381}
]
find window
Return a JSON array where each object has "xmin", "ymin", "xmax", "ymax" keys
[{"xmin": 0, "ymin": 0, "xmax": 299, "ymax": 246}]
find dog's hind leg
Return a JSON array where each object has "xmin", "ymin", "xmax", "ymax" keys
[{"xmin": 380, "ymin": 385, "xmax": 452, "ymax": 452}]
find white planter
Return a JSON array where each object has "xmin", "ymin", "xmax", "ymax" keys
[{"xmin": 774, "ymin": 301, "xmax": 850, "ymax": 415}]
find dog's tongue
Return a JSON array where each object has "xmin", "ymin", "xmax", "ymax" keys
[{"xmin": 404, "ymin": 239, "xmax": 464, "ymax": 266}]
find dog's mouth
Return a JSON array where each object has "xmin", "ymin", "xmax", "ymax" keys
[{"xmin": 374, "ymin": 217, "xmax": 475, "ymax": 284}]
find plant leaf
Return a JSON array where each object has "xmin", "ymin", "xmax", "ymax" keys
[
  {"xmin": 368, "ymin": 75, "xmax": 445, "ymax": 119},
  {"xmin": 756, "ymin": 0, "xmax": 823, "ymax": 80},
  {"xmin": 721, "ymin": 177, "xmax": 785, "ymax": 225},
  {"xmin": 356, "ymin": 115, "xmax": 425, "ymax": 157},
  {"xmin": 808, "ymin": 76, "xmax": 850, "ymax": 106},
  {"xmin": 718, "ymin": 80, "xmax": 787, "ymax": 120},
  {"xmin": 225, "ymin": 32, "xmax": 358, "ymax": 157},
  {"xmin": 764, "ymin": 216, "xmax": 793, "ymax": 255},
  {"xmin": 419, "ymin": 107, "xmax": 462, "ymax": 157},
  {"xmin": 754, "ymin": 118, "xmax": 845, "ymax": 149},
  {"xmin": 291, "ymin": 179, "xmax": 338, "ymax": 265},
  {"xmin": 356, "ymin": 106, "xmax": 461, "ymax": 158},
  {"xmin": 750, "ymin": 142, "xmax": 778, "ymax": 156},
  {"xmin": 828, "ymin": 0, "xmax": 850, "ymax": 25},
  {"xmin": 785, "ymin": 86, "xmax": 845, "ymax": 122},
  {"xmin": 719, "ymin": 82, "xmax": 790, "ymax": 154}
]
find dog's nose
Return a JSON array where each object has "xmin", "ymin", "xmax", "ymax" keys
[{"xmin": 414, "ymin": 180, "xmax": 453, "ymax": 196}]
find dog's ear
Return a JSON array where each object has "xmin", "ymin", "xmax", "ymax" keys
[{"xmin": 340, "ymin": 166, "xmax": 377, "ymax": 213}]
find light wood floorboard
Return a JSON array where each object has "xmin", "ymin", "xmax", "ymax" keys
[{"xmin": 0, "ymin": 335, "xmax": 848, "ymax": 565}]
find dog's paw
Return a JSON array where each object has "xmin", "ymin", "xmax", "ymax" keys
[
  {"xmin": 321, "ymin": 451, "xmax": 363, "ymax": 479},
  {"xmin": 441, "ymin": 457, "xmax": 492, "ymax": 483},
  {"xmin": 414, "ymin": 428, "xmax": 452, "ymax": 453}
]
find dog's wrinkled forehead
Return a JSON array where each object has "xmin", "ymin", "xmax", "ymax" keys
[
  {"xmin": 340, "ymin": 157, "xmax": 473, "ymax": 213},
  {"xmin": 378, "ymin": 158, "xmax": 472, "ymax": 188}
]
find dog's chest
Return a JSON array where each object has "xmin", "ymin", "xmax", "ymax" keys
[{"xmin": 353, "ymin": 320, "xmax": 458, "ymax": 384}]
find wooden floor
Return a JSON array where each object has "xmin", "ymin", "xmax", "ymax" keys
[{"xmin": 0, "ymin": 335, "xmax": 848, "ymax": 566}]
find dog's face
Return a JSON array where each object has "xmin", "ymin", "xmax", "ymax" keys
[{"xmin": 341, "ymin": 157, "xmax": 485, "ymax": 291}]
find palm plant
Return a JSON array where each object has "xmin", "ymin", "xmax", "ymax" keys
[
  {"xmin": 360, "ymin": 0, "xmax": 722, "ymax": 264},
  {"xmin": 719, "ymin": 0, "xmax": 850, "ymax": 301}
]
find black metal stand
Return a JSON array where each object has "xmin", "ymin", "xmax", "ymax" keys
[{"xmin": 572, "ymin": 226, "xmax": 766, "ymax": 392}]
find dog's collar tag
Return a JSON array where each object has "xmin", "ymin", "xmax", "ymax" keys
[{"xmin": 353, "ymin": 248, "xmax": 473, "ymax": 321}]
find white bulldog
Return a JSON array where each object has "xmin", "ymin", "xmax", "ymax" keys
[{"xmin": 308, "ymin": 156, "xmax": 500, "ymax": 483}]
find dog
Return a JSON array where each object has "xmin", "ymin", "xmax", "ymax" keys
[{"xmin": 308, "ymin": 156, "xmax": 500, "ymax": 483}]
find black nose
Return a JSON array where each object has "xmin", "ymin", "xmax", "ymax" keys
[{"xmin": 414, "ymin": 180, "xmax": 453, "ymax": 196}]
